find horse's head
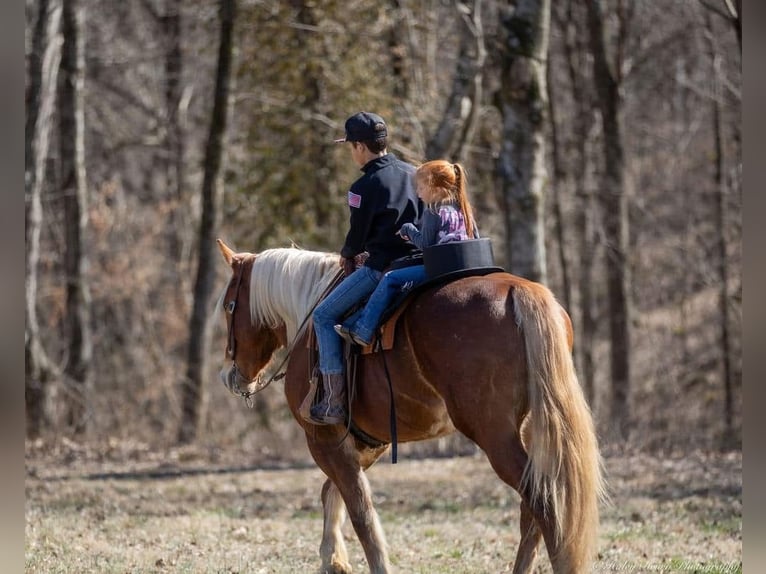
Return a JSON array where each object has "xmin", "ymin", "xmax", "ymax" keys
[{"xmin": 216, "ymin": 239, "xmax": 288, "ymax": 399}]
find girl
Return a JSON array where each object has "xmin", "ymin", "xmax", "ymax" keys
[{"xmin": 335, "ymin": 159, "xmax": 477, "ymax": 346}]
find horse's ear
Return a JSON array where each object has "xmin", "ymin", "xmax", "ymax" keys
[{"xmin": 217, "ymin": 238, "xmax": 235, "ymax": 266}]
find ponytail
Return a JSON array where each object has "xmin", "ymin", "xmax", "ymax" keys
[{"xmin": 453, "ymin": 163, "xmax": 476, "ymax": 239}]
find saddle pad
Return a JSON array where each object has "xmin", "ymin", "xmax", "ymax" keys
[{"xmin": 359, "ymin": 295, "xmax": 413, "ymax": 355}]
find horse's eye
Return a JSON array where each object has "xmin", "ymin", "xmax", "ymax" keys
[{"xmin": 226, "ymin": 301, "xmax": 236, "ymax": 314}]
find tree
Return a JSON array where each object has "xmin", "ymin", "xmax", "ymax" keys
[
  {"xmin": 586, "ymin": 0, "xmax": 633, "ymax": 438},
  {"xmin": 494, "ymin": 0, "xmax": 551, "ymax": 283},
  {"xmin": 550, "ymin": 0, "xmax": 599, "ymax": 407},
  {"xmin": 178, "ymin": 0, "xmax": 237, "ymax": 444},
  {"xmin": 704, "ymin": 11, "xmax": 736, "ymax": 447},
  {"xmin": 59, "ymin": 0, "xmax": 93, "ymax": 434},
  {"xmin": 289, "ymin": 0, "xmax": 334, "ymax": 231},
  {"xmin": 59, "ymin": 0, "xmax": 93, "ymax": 435},
  {"xmin": 25, "ymin": 0, "xmax": 62, "ymax": 437},
  {"xmin": 162, "ymin": 0, "xmax": 190, "ymax": 279},
  {"xmin": 425, "ymin": 0, "xmax": 486, "ymax": 162}
]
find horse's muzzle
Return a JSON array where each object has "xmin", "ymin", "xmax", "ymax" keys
[{"xmin": 220, "ymin": 363, "xmax": 250, "ymax": 396}]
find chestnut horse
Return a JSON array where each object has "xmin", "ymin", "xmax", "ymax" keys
[{"xmin": 215, "ymin": 239, "xmax": 604, "ymax": 574}]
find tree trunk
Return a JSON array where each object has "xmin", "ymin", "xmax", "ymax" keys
[
  {"xmin": 178, "ymin": 0, "xmax": 236, "ymax": 445},
  {"xmin": 559, "ymin": 0, "xmax": 598, "ymax": 408},
  {"xmin": 59, "ymin": 0, "xmax": 92, "ymax": 436},
  {"xmin": 25, "ymin": 0, "xmax": 62, "ymax": 438},
  {"xmin": 586, "ymin": 0, "xmax": 632, "ymax": 439},
  {"xmin": 291, "ymin": 0, "xmax": 332, "ymax": 230},
  {"xmin": 163, "ymin": 0, "xmax": 189, "ymax": 270},
  {"xmin": 704, "ymin": 12, "xmax": 735, "ymax": 447},
  {"xmin": 425, "ymin": 0, "xmax": 486, "ymax": 163},
  {"xmin": 495, "ymin": 0, "xmax": 551, "ymax": 283},
  {"xmin": 387, "ymin": 0, "xmax": 431, "ymax": 155},
  {"xmin": 388, "ymin": 0, "xmax": 410, "ymax": 101},
  {"xmin": 544, "ymin": 53, "xmax": 571, "ymax": 313}
]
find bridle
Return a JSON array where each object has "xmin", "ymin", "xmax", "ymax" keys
[
  {"xmin": 225, "ymin": 262, "xmax": 246, "ymax": 361},
  {"xmin": 222, "ymin": 258, "xmax": 344, "ymax": 408},
  {"xmin": 223, "ymin": 258, "xmax": 284, "ymax": 408}
]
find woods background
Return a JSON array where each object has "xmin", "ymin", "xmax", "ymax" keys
[{"xmin": 25, "ymin": 0, "xmax": 742, "ymax": 459}]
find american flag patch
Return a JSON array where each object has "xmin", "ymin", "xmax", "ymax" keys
[{"xmin": 348, "ymin": 191, "xmax": 362, "ymax": 208}]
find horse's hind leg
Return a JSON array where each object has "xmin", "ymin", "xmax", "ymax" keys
[
  {"xmin": 512, "ymin": 424, "xmax": 542, "ymax": 573},
  {"xmin": 319, "ymin": 479, "xmax": 352, "ymax": 574},
  {"xmin": 476, "ymin": 431, "xmax": 554, "ymax": 574},
  {"xmin": 310, "ymin": 441, "xmax": 391, "ymax": 574},
  {"xmin": 512, "ymin": 500, "xmax": 542, "ymax": 574}
]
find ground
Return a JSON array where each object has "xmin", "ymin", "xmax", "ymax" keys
[{"xmin": 25, "ymin": 440, "xmax": 741, "ymax": 573}]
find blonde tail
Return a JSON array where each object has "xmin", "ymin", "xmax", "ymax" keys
[{"xmin": 513, "ymin": 281, "xmax": 606, "ymax": 572}]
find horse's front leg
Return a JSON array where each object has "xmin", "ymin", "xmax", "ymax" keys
[
  {"xmin": 333, "ymin": 464, "xmax": 390, "ymax": 573},
  {"xmin": 310, "ymin": 439, "xmax": 391, "ymax": 574},
  {"xmin": 319, "ymin": 479, "xmax": 352, "ymax": 574}
]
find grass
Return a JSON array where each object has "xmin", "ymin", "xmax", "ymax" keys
[{"xmin": 26, "ymin": 452, "xmax": 741, "ymax": 574}]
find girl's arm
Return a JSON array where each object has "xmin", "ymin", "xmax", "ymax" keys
[{"xmin": 399, "ymin": 210, "xmax": 440, "ymax": 249}]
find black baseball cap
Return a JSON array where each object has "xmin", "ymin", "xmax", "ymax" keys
[{"xmin": 334, "ymin": 111, "xmax": 388, "ymax": 143}]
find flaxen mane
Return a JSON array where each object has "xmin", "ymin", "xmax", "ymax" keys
[{"xmin": 248, "ymin": 248, "xmax": 339, "ymax": 340}]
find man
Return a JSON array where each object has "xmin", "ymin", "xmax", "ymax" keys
[{"xmin": 309, "ymin": 111, "xmax": 421, "ymax": 425}]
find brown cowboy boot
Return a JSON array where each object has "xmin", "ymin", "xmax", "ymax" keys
[{"xmin": 309, "ymin": 372, "xmax": 347, "ymax": 425}]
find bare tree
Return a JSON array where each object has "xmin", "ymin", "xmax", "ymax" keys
[
  {"xmin": 290, "ymin": 0, "xmax": 334, "ymax": 230},
  {"xmin": 387, "ymin": 0, "xmax": 410, "ymax": 101},
  {"xmin": 162, "ymin": 0, "xmax": 190, "ymax": 272},
  {"xmin": 59, "ymin": 0, "xmax": 93, "ymax": 435},
  {"xmin": 544, "ymin": 42, "xmax": 571, "ymax": 312},
  {"xmin": 425, "ymin": 0, "xmax": 486, "ymax": 162},
  {"xmin": 586, "ymin": 0, "xmax": 633, "ymax": 438},
  {"xmin": 554, "ymin": 0, "xmax": 599, "ymax": 407},
  {"xmin": 494, "ymin": 0, "xmax": 551, "ymax": 283},
  {"xmin": 178, "ymin": 0, "xmax": 237, "ymax": 444},
  {"xmin": 703, "ymin": 12, "xmax": 736, "ymax": 447},
  {"xmin": 25, "ymin": 0, "xmax": 62, "ymax": 437}
]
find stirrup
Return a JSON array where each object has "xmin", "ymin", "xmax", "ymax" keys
[
  {"xmin": 300, "ymin": 376, "xmax": 329, "ymax": 425},
  {"xmin": 309, "ymin": 401, "xmax": 346, "ymax": 425}
]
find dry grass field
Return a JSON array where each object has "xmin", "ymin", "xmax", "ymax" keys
[{"xmin": 25, "ymin": 440, "xmax": 740, "ymax": 573}]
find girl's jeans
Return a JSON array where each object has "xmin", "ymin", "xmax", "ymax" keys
[
  {"xmin": 312, "ymin": 265, "xmax": 382, "ymax": 374},
  {"xmin": 349, "ymin": 264, "xmax": 426, "ymax": 344}
]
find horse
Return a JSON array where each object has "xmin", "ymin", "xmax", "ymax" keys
[{"xmin": 214, "ymin": 239, "xmax": 605, "ymax": 574}]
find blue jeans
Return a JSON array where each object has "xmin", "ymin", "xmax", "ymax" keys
[
  {"xmin": 312, "ymin": 265, "xmax": 382, "ymax": 374},
  {"xmin": 348, "ymin": 264, "xmax": 427, "ymax": 344}
]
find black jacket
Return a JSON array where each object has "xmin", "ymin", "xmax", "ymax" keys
[{"xmin": 340, "ymin": 153, "xmax": 422, "ymax": 271}]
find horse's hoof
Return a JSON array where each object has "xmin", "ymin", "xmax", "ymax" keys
[{"xmin": 323, "ymin": 558, "xmax": 353, "ymax": 574}]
